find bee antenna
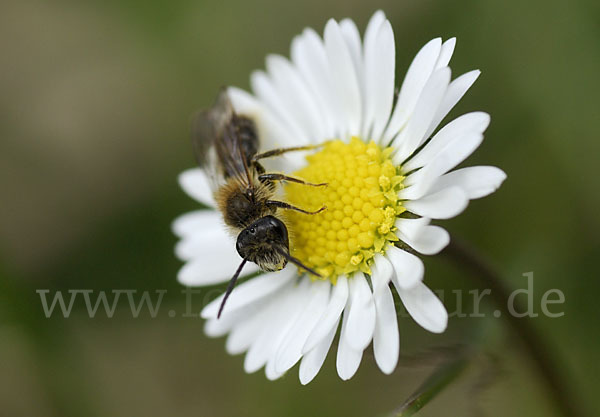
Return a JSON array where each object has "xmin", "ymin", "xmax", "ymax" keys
[
  {"xmin": 217, "ymin": 259, "xmax": 248, "ymax": 319},
  {"xmin": 275, "ymin": 247, "xmax": 322, "ymax": 278}
]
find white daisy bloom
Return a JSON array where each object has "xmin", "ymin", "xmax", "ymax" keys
[{"xmin": 174, "ymin": 10, "xmax": 506, "ymax": 384}]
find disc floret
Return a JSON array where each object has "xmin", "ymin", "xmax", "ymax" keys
[{"xmin": 285, "ymin": 138, "xmax": 406, "ymax": 282}]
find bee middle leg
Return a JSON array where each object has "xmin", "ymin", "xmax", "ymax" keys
[
  {"xmin": 258, "ymin": 173, "xmax": 327, "ymax": 187},
  {"xmin": 251, "ymin": 143, "xmax": 325, "ymax": 162},
  {"xmin": 266, "ymin": 200, "xmax": 327, "ymax": 215}
]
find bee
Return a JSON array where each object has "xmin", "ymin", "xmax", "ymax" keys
[{"xmin": 191, "ymin": 90, "xmax": 326, "ymax": 318}]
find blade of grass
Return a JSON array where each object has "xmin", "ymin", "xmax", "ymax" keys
[{"xmin": 392, "ymin": 354, "xmax": 468, "ymax": 417}]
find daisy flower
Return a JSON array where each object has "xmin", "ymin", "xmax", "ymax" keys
[{"xmin": 173, "ymin": 10, "xmax": 506, "ymax": 383}]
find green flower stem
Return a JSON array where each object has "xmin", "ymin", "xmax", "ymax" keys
[{"xmin": 443, "ymin": 237, "xmax": 588, "ymax": 417}]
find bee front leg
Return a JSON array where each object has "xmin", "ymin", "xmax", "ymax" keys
[
  {"xmin": 266, "ymin": 200, "xmax": 327, "ymax": 215},
  {"xmin": 258, "ymin": 173, "xmax": 327, "ymax": 187},
  {"xmin": 251, "ymin": 143, "xmax": 326, "ymax": 162}
]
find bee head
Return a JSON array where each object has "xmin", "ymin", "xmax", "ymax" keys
[{"xmin": 236, "ymin": 216, "xmax": 289, "ymax": 271}]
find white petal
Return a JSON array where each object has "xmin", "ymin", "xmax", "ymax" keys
[
  {"xmin": 172, "ymin": 210, "xmax": 221, "ymax": 238},
  {"xmin": 370, "ymin": 255, "xmax": 394, "ymax": 295},
  {"xmin": 303, "ymin": 275, "xmax": 349, "ymax": 353},
  {"xmin": 343, "ymin": 273, "xmax": 376, "ymax": 351},
  {"xmin": 177, "ymin": 257, "xmax": 258, "ymax": 287},
  {"xmin": 403, "ymin": 112, "xmax": 490, "ymax": 173},
  {"xmin": 363, "ymin": 10, "xmax": 386, "ymax": 47},
  {"xmin": 363, "ymin": 15, "xmax": 395, "ymax": 142},
  {"xmin": 264, "ymin": 280, "xmax": 312, "ymax": 380},
  {"xmin": 400, "ymin": 132, "xmax": 485, "ymax": 201},
  {"xmin": 175, "ymin": 223, "xmax": 226, "ymax": 261},
  {"xmin": 225, "ymin": 305, "xmax": 270, "ymax": 355},
  {"xmin": 178, "ymin": 169, "xmax": 216, "ymax": 208},
  {"xmin": 265, "ymin": 357, "xmax": 285, "ymax": 381},
  {"xmin": 290, "ymin": 29, "xmax": 337, "ymax": 138},
  {"xmin": 250, "ymin": 70, "xmax": 309, "ymax": 145},
  {"xmin": 274, "ymin": 280, "xmax": 330, "ymax": 373},
  {"xmin": 435, "ymin": 37, "xmax": 456, "ymax": 70},
  {"xmin": 372, "ymin": 281, "xmax": 399, "ymax": 374},
  {"xmin": 359, "ymin": 10, "xmax": 386, "ymax": 91},
  {"xmin": 339, "ymin": 18, "xmax": 363, "ymax": 93},
  {"xmin": 201, "ymin": 268, "xmax": 296, "ymax": 319},
  {"xmin": 336, "ymin": 309, "xmax": 363, "ymax": 380},
  {"xmin": 404, "ymin": 186, "xmax": 469, "ymax": 219},
  {"xmin": 395, "ymin": 217, "xmax": 429, "ymax": 236},
  {"xmin": 265, "ymin": 361, "xmax": 283, "ymax": 381},
  {"xmin": 299, "ymin": 317, "xmax": 339, "ymax": 385},
  {"xmin": 266, "ymin": 54, "xmax": 326, "ymax": 141},
  {"xmin": 227, "ymin": 87, "xmax": 297, "ymax": 150},
  {"xmin": 177, "ymin": 237, "xmax": 258, "ymax": 287},
  {"xmin": 423, "ymin": 70, "xmax": 481, "ymax": 140},
  {"xmin": 382, "ymin": 38, "xmax": 442, "ymax": 144},
  {"xmin": 396, "ymin": 282, "xmax": 448, "ymax": 333},
  {"xmin": 428, "ymin": 166, "xmax": 507, "ymax": 199},
  {"xmin": 324, "ymin": 19, "xmax": 362, "ymax": 138},
  {"xmin": 243, "ymin": 300, "xmax": 284, "ymax": 373},
  {"xmin": 368, "ymin": 21, "xmax": 396, "ymax": 143},
  {"xmin": 205, "ymin": 318, "xmax": 235, "ymax": 338},
  {"xmin": 204, "ymin": 307, "xmax": 249, "ymax": 338},
  {"xmin": 387, "ymin": 246, "xmax": 424, "ymax": 289},
  {"xmin": 392, "ymin": 67, "xmax": 451, "ymax": 163},
  {"xmin": 395, "ymin": 218, "xmax": 450, "ymax": 255},
  {"xmin": 361, "ymin": 13, "xmax": 384, "ymax": 137},
  {"xmin": 407, "ymin": 225, "xmax": 449, "ymax": 255},
  {"xmin": 176, "ymin": 232, "xmax": 260, "ymax": 286},
  {"xmin": 244, "ymin": 281, "xmax": 308, "ymax": 373}
]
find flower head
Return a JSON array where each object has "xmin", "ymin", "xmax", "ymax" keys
[{"xmin": 174, "ymin": 10, "xmax": 506, "ymax": 383}]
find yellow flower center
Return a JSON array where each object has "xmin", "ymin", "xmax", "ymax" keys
[{"xmin": 284, "ymin": 137, "xmax": 406, "ymax": 283}]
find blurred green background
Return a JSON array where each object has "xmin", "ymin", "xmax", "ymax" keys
[{"xmin": 1, "ymin": 0, "xmax": 598, "ymax": 415}]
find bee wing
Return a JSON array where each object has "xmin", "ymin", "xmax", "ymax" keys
[{"xmin": 191, "ymin": 90, "xmax": 249, "ymax": 193}]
